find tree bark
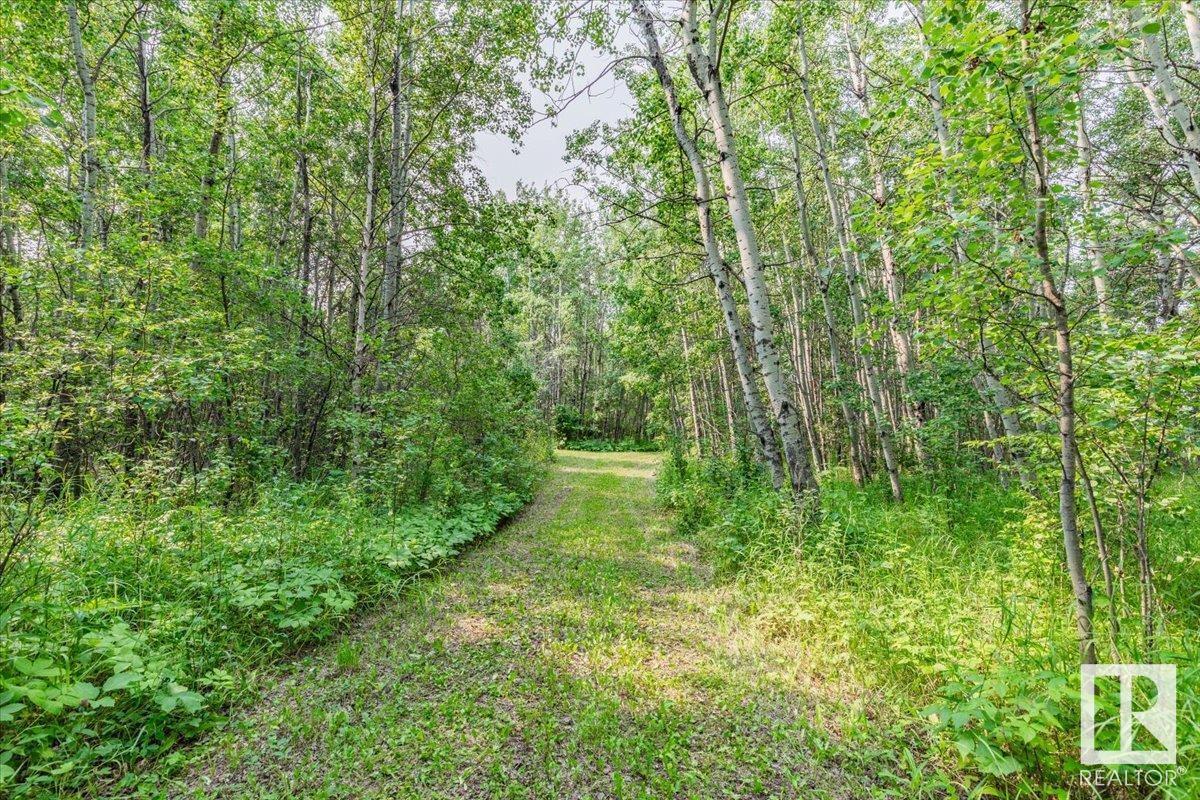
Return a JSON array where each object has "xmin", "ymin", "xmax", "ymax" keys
[
  {"xmin": 1134, "ymin": 6, "xmax": 1200, "ymax": 155},
  {"xmin": 1124, "ymin": 49, "xmax": 1200, "ymax": 198},
  {"xmin": 796, "ymin": 11, "xmax": 901, "ymax": 501},
  {"xmin": 1076, "ymin": 444, "xmax": 1119, "ymax": 657},
  {"xmin": 777, "ymin": 238, "xmax": 824, "ymax": 473},
  {"xmin": 66, "ymin": 1, "xmax": 98, "ymax": 250},
  {"xmin": 1075, "ymin": 92, "xmax": 1110, "ymax": 322},
  {"xmin": 1021, "ymin": 0, "xmax": 1095, "ymax": 664},
  {"xmin": 135, "ymin": 5, "xmax": 154, "ymax": 179},
  {"xmin": 632, "ymin": 0, "xmax": 787, "ymax": 489},
  {"xmin": 911, "ymin": 0, "xmax": 1034, "ymax": 484},
  {"xmin": 383, "ymin": 0, "xmax": 411, "ymax": 330},
  {"xmin": 296, "ymin": 57, "xmax": 313, "ymax": 325},
  {"xmin": 716, "ymin": 350, "xmax": 738, "ymax": 453},
  {"xmin": 844, "ymin": 23, "xmax": 918, "ymax": 417},
  {"xmin": 194, "ymin": 11, "xmax": 230, "ymax": 259},
  {"xmin": 681, "ymin": 0, "xmax": 817, "ymax": 502},
  {"xmin": 1184, "ymin": 1, "xmax": 1200, "ymax": 68},
  {"xmin": 786, "ymin": 113, "xmax": 865, "ymax": 484},
  {"xmin": 353, "ymin": 21, "xmax": 381, "ymax": 464},
  {"xmin": 679, "ymin": 324, "xmax": 704, "ymax": 454},
  {"xmin": 0, "ymin": 158, "xmax": 10, "ymax": 405}
]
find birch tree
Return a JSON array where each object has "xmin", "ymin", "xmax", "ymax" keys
[
  {"xmin": 681, "ymin": 0, "xmax": 817, "ymax": 501},
  {"xmin": 632, "ymin": 0, "xmax": 787, "ymax": 489},
  {"xmin": 795, "ymin": 9, "xmax": 902, "ymax": 501}
]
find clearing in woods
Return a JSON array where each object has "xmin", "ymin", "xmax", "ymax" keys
[{"xmin": 179, "ymin": 451, "xmax": 908, "ymax": 799}]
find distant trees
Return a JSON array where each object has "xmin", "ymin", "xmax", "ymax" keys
[
  {"xmin": 1, "ymin": 0, "xmax": 1197, "ymax": 672},
  {"xmin": 511, "ymin": 194, "xmax": 653, "ymax": 445}
]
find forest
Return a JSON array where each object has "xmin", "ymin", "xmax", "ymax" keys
[{"xmin": 1, "ymin": 0, "xmax": 1199, "ymax": 798}]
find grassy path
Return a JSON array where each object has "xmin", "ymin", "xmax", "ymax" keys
[{"xmin": 178, "ymin": 451, "xmax": 899, "ymax": 799}]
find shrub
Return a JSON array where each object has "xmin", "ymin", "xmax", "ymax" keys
[
  {"xmin": 0, "ymin": 448, "xmax": 543, "ymax": 796},
  {"xmin": 561, "ymin": 437, "xmax": 660, "ymax": 453}
]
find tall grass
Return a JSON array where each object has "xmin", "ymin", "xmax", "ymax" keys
[{"xmin": 658, "ymin": 452, "xmax": 1200, "ymax": 797}]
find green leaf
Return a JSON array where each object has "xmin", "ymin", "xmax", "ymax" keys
[
  {"xmin": 0, "ymin": 703, "xmax": 25, "ymax": 722},
  {"xmin": 102, "ymin": 671, "xmax": 140, "ymax": 693},
  {"xmin": 13, "ymin": 657, "xmax": 60, "ymax": 678}
]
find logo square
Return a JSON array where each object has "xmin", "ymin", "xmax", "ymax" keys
[{"xmin": 1081, "ymin": 664, "xmax": 1176, "ymax": 766}]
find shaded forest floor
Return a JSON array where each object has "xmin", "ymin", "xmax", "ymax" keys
[{"xmin": 169, "ymin": 451, "xmax": 919, "ymax": 799}]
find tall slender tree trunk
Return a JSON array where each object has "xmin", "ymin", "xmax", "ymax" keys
[
  {"xmin": 0, "ymin": 158, "xmax": 11, "ymax": 406},
  {"xmin": 911, "ymin": 0, "xmax": 1034, "ymax": 485},
  {"xmin": 978, "ymin": 393, "xmax": 1007, "ymax": 478},
  {"xmin": 681, "ymin": 0, "xmax": 817, "ymax": 502},
  {"xmin": 796, "ymin": 11, "xmax": 900, "ymax": 500},
  {"xmin": 777, "ymin": 239, "xmax": 823, "ymax": 473},
  {"xmin": 326, "ymin": 202, "xmax": 338, "ymax": 331},
  {"xmin": 135, "ymin": 5, "xmax": 154, "ymax": 181},
  {"xmin": 843, "ymin": 21, "xmax": 919, "ymax": 430},
  {"xmin": 226, "ymin": 125, "xmax": 241, "ymax": 253},
  {"xmin": 1075, "ymin": 92, "xmax": 1110, "ymax": 322},
  {"xmin": 786, "ymin": 115, "xmax": 865, "ymax": 484},
  {"xmin": 297, "ymin": 63, "xmax": 313, "ymax": 321},
  {"xmin": 1184, "ymin": 1, "xmax": 1200, "ymax": 67},
  {"xmin": 1132, "ymin": 445, "xmax": 1161, "ymax": 650},
  {"xmin": 353, "ymin": 23, "xmax": 381, "ymax": 467},
  {"xmin": 194, "ymin": 12, "xmax": 230, "ymax": 261},
  {"xmin": 632, "ymin": 0, "xmax": 787, "ymax": 490},
  {"xmin": 383, "ymin": 0, "xmax": 411, "ymax": 330},
  {"xmin": 1022, "ymin": 0, "xmax": 1095, "ymax": 664},
  {"xmin": 1134, "ymin": 6, "xmax": 1200, "ymax": 154},
  {"xmin": 292, "ymin": 51, "xmax": 315, "ymax": 474},
  {"xmin": 1076, "ymin": 445, "xmax": 1119, "ymax": 656},
  {"xmin": 66, "ymin": 2, "xmax": 97, "ymax": 250},
  {"xmin": 716, "ymin": 351, "xmax": 738, "ymax": 453},
  {"xmin": 679, "ymin": 324, "xmax": 704, "ymax": 454},
  {"xmin": 1124, "ymin": 50, "xmax": 1200, "ymax": 197},
  {"xmin": 134, "ymin": 8, "xmax": 156, "ymax": 244}
]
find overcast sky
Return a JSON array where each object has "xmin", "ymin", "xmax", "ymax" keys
[{"xmin": 473, "ymin": 32, "xmax": 636, "ymax": 201}]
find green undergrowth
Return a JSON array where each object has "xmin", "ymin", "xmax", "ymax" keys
[
  {"xmin": 561, "ymin": 437, "xmax": 660, "ymax": 453},
  {"xmin": 658, "ymin": 451, "xmax": 1200, "ymax": 798},
  {"xmin": 0, "ymin": 460, "xmax": 544, "ymax": 796}
]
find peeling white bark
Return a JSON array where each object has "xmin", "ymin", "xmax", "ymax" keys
[
  {"xmin": 632, "ymin": 0, "xmax": 787, "ymax": 490},
  {"xmin": 679, "ymin": 0, "xmax": 817, "ymax": 500}
]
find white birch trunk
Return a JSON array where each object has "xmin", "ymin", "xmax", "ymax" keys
[
  {"xmin": 353, "ymin": 26, "xmax": 380, "ymax": 441},
  {"xmin": 844, "ymin": 21, "xmax": 916, "ymax": 383},
  {"xmin": 1184, "ymin": 1, "xmax": 1200, "ymax": 67},
  {"xmin": 786, "ymin": 111, "xmax": 866, "ymax": 484},
  {"xmin": 1075, "ymin": 92, "xmax": 1110, "ymax": 321},
  {"xmin": 1124, "ymin": 50, "xmax": 1200, "ymax": 197},
  {"xmin": 910, "ymin": 0, "xmax": 1034, "ymax": 485},
  {"xmin": 1133, "ymin": 6, "xmax": 1200, "ymax": 154},
  {"xmin": 1022, "ymin": 0, "xmax": 1095, "ymax": 663},
  {"xmin": 67, "ymin": 2, "xmax": 97, "ymax": 250},
  {"xmin": 679, "ymin": 323, "xmax": 704, "ymax": 453},
  {"xmin": 383, "ymin": 0, "xmax": 411, "ymax": 330},
  {"xmin": 796, "ymin": 12, "xmax": 901, "ymax": 501},
  {"xmin": 632, "ymin": 0, "xmax": 788, "ymax": 489},
  {"xmin": 681, "ymin": 0, "xmax": 817, "ymax": 500}
]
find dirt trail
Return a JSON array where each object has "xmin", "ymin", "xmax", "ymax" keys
[{"xmin": 178, "ymin": 451, "xmax": 883, "ymax": 799}]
